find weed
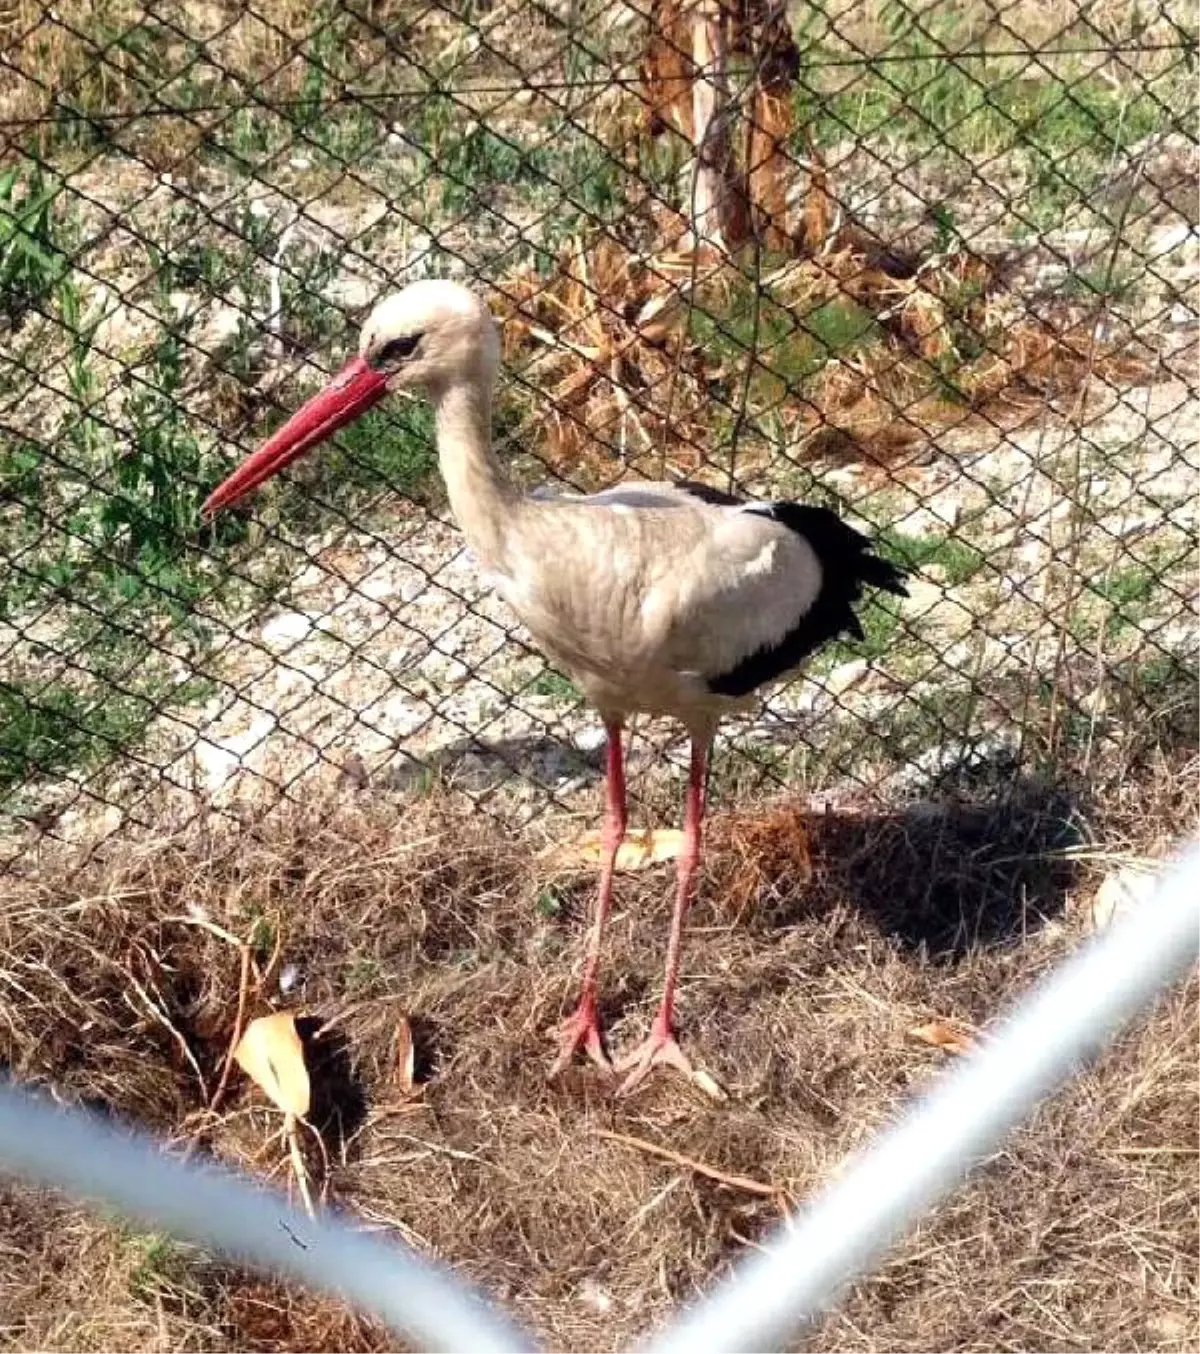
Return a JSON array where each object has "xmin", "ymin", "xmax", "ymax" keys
[
  {"xmin": 438, "ymin": 122, "xmax": 545, "ymax": 216},
  {"xmin": 125, "ymin": 1230, "xmax": 190, "ymax": 1305},
  {"xmin": 1094, "ymin": 560, "xmax": 1158, "ymax": 634},
  {"xmin": 1, "ymin": 164, "xmax": 68, "ymax": 326},
  {"xmin": 536, "ymin": 886, "xmax": 565, "ymax": 919},
  {"xmin": 282, "ymin": 245, "xmax": 352, "ymax": 351},
  {"xmin": 690, "ymin": 284, "xmax": 881, "ymax": 416},
  {"xmin": 345, "ymin": 957, "xmax": 384, "ymax": 995},
  {"xmin": 792, "ymin": 6, "xmax": 1182, "ymax": 225},
  {"xmin": 1, "ymin": 678, "xmax": 145, "ymax": 796},
  {"xmin": 1063, "ymin": 263, "xmax": 1141, "ymax": 302},
  {"xmin": 313, "ymin": 401, "xmax": 440, "ymax": 507},
  {"xmin": 107, "ymin": 341, "xmax": 206, "ymax": 557},
  {"xmin": 883, "ymin": 528, "xmax": 988, "ymax": 586},
  {"xmin": 529, "ymin": 668, "xmax": 580, "ymax": 701},
  {"xmin": 0, "ymin": 440, "xmax": 41, "ymax": 504}
]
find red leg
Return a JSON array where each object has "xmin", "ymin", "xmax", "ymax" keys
[
  {"xmin": 616, "ymin": 737, "xmax": 709, "ymax": 1094},
  {"xmin": 549, "ymin": 722, "xmax": 625, "ymax": 1076}
]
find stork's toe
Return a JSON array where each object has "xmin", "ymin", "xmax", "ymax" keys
[
  {"xmin": 549, "ymin": 996, "xmax": 613, "ymax": 1078},
  {"xmin": 614, "ymin": 1017, "xmax": 694, "ymax": 1095}
]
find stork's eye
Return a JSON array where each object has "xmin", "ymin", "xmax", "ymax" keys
[{"xmin": 376, "ymin": 332, "xmax": 422, "ymax": 366}]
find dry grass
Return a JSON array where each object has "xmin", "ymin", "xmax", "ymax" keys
[
  {"xmin": 1, "ymin": 725, "xmax": 1195, "ymax": 1351},
  {"xmin": 0, "ymin": 0, "xmax": 509, "ymax": 167},
  {"xmin": 495, "ymin": 206, "xmax": 1153, "ymax": 493}
]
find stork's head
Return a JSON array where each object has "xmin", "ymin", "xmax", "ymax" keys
[{"xmin": 202, "ymin": 279, "xmax": 498, "ymax": 515}]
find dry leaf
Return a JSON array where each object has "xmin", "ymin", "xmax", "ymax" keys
[
  {"xmin": 909, "ymin": 1019, "xmax": 976, "ymax": 1056},
  {"xmin": 641, "ymin": 0, "xmax": 693, "ymax": 138},
  {"xmin": 747, "ymin": 85, "xmax": 795, "ymax": 251},
  {"xmin": 690, "ymin": 1067, "xmax": 728, "ymax": 1101},
  {"xmin": 234, "ymin": 1012, "xmax": 311, "ymax": 1117},
  {"xmin": 1089, "ymin": 865, "xmax": 1158, "ymax": 932},
  {"xmin": 568, "ymin": 828, "xmax": 687, "ymax": 871},
  {"xmin": 395, "ymin": 1016, "xmax": 416, "ymax": 1094}
]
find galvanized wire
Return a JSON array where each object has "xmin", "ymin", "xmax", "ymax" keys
[
  {"xmin": 0, "ymin": 839, "xmax": 1195, "ymax": 1351},
  {"xmin": 2, "ymin": 0, "xmax": 1195, "ymax": 850},
  {"xmin": 0, "ymin": 1081, "xmax": 538, "ymax": 1354}
]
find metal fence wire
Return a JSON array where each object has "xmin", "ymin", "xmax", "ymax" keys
[
  {"xmin": 1, "ymin": 838, "xmax": 1197, "ymax": 1350},
  {"xmin": 0, "ymin": 0, "xmax": 1195, "ymax": 856},
  {"xmin": 0, "ymin": 1, "xmax": 1197, "ymax": 1348}
]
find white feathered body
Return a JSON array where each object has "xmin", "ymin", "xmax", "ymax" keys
[{"xmin": 488, "ymin": 484, "xmax": 825, "ymax": 731}]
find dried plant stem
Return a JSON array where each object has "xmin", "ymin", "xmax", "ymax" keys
[{"xmin": 597, "ymin": 1129, "xmax": 781, "ymax": 1198}]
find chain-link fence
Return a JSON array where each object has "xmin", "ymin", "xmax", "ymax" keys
[
  {"xmin": 2, "ymin": 0, "xmax": 1196, "ymax": 862},
  {"xmin": 1, "ymin": 4, "xmax": 1197, "ymax": 1348}
]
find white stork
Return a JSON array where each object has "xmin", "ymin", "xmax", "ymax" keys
[{"xmin": 203, "ymin": 280, "xmax": 906, "ymax": 1094}]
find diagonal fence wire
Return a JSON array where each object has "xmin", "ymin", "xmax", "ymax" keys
[
  {"xmin": 0, "ymin": 2, "xmax": 1196, "ymax": 1342},
  {"xmin": 1, "ymin": 837, "xmax": 1196, "ymax": 1352},
  {"xmin": 1, "ymin": 0, "xmax": 1196, "ymax": 859}
]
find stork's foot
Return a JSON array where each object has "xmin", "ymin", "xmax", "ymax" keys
[
  {"xmin": 614, "ymin": 1014, "xmax": 694, "ymax": 1095},
  {"xmin": 548, "ymin": 995, "xmax": 612, "ymax": 1078}
]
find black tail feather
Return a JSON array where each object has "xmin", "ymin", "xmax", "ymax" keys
[{"xmin": 858, "ymin": 551, "xmax": 909, "ymax": 597}]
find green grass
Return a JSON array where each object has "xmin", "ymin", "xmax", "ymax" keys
[
  {"xmin": 2, "ymin": 0, "xmax": 1190, "ymax": 818},
  {"xmin": 344, "ymin": 956, "xmax": 385, "ymax": 996},
  {"xmin": 535, "ymin": 886, "xmax": 566, "ymax": 919},
  {"xmin": 793, "ymin": 4, "xmax": 1187, "ymax": 225},
  {"xmin": 1063, "ymin": 262, "xmax": 1142, "ymax": 303},
  {"xmin": 691, "ymin": 286, "xmax": 880, "ymax": 393},
  {"xmin": 0, "ymin": 270, "xmax": 256, "ymax": 803},
  {"xmin": 124, "ymin": 1230, "xmax": 192, "ymax": 1306},
  {"xmin": 0, "ymin": 673, "xmax": 209, "ymax": 800},
  {"xmin": 1092, "ymin": 559, "xmax": 1159, "ymax": 635},
  {"xmin": 0, "ymin": 440, "xmax": 41, "ymax": 504},
  {"xmin": 882, "ymin": 528, "xmax": 988, "ymax": 587},
  {"xmin": 15, "ymin": 282, "xmax": 250, "ymax": 619},
  {"xmin": 300, "ymin": 400, "xmax": 441, "ymax": 512},
  {"xmin": 689, "ymin": 282, "xmax": 884, "ymax": 452},
  {"xmin": 1, "ymin": 164, "xmax": 69, "ymax": 327},
  {"xmin": 797, "ymin": 14, "xmax": 1178, "ymax": 157},
  {"xmin": 528, "ymin": 668, "xmax": 581, "ymax": 701}
]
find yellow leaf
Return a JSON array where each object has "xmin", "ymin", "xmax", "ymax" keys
[
  {"xmin": 234, "ymin": 1012, "xmax": 311, "ymax": 1117},
  {"xmin": 395, "ymin": 1015, "xmax": 416, "ymax": 1094},
  {"xmin": 570, "ymin": 828, "xmax": 687, "ymax": 872},
  {"xmin": 689, "ymin": 1067, "xmax": 728, "ymax": 1102},
  {"xmin": 908, "ymin": 1019, "xmax": 976, "ymax": 1056},
  {"xmin": 1089, "ymin": 865, "xmax": 1158, "ymax": 932}
]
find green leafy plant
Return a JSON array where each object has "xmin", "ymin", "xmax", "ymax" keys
[{"xmin": 0, "ymin": 164, "xmax": 68, "ymax": 325}]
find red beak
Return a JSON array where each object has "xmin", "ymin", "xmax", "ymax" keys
[{"xmin": 202, "ymin": 356, "xmax": 389, "ymax": 515}]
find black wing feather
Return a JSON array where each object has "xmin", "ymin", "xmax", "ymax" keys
[{"xmin": 706, "ymin": 502, "xmax": 908, "ymax": 698}]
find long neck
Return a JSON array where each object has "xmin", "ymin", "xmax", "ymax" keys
[{"xmin": 433, "ymin": 378, "xmax": 518, "ymax": 572}]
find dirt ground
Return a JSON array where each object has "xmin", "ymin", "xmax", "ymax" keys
[{"xmin": 1, "ymin": 717, "xmax": 1195, "ymax": 1353}]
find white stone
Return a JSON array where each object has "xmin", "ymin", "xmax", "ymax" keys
[
  {"xmin": 825, "ymin": 659, "xmax": 869, "ymax": 697},
  {"xmin": 198, "ymin": 305, "xmax": 243, "ymax": 350},
  {"xmin": 193, "ymin": 739, "xmax": 239, "ymax": 793},
  {"xmin": 573, "ymin": 726, "xmax": 606, "ymax": 753},
  {"xmin": 260, "ymin": 612, "xmax": 314, "ymax": 647}
]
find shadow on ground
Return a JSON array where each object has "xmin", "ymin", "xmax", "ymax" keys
[{"xmin": 712, "ymin": 772, "xmax": 1084, "ymax": 958}]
